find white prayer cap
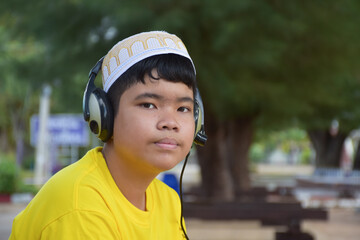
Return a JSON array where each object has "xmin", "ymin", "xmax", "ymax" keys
[{"xmin": 101, "ymin": 31, "xmax": 195, "ymax": 92}]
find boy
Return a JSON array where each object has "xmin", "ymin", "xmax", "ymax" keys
[{"xmin": 9, "ymin": 31, "xmax": 206, "ymax": 239}]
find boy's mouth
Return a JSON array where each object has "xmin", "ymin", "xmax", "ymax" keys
[{"xmin": 155, "ymin": 138, "xmax": 179, "ymax": 150}]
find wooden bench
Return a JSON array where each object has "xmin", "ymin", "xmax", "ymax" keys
[{"xmin": 183, "ymin": 200, "xmax": 327, "ymax": 240}]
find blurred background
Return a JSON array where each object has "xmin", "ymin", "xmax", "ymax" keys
[{"xmin": 1, "ymin": 0, "xmax": 360, "ymax": 239}]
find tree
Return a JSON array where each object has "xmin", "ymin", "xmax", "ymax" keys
[
  {"xmin": 286, "ymin": 1, "xmax": 360, "ymax": 168},
  {"xmin": 186, "ymin": 0, "xmax": 360, "ymax": 199},
  {"xmin": 2, "ymin": 0, "xmax": 360, "ymax": 200},
  {"xmin": 0, "ymin": 19, "xmax": 43, "ymax": 165}
]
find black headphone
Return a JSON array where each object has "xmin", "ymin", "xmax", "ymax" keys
[{"xmin": 83, "ymin": 57, "xmax": 207, "ymax": 146}]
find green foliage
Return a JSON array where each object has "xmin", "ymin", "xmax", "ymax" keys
[
  {"xmin": 300, "ymin": 147, "xmax": 312, "ymax": 165},
  {"xmin": 22, "ymin": 154, "xmax": 35, "ymax": 170},
  {"xmin": 1, "ymin": 0, "xmax": 360, "ymax": 162},
  {"xmin": 250, "ymin": 128, "xmax": 313, "ymax": 164},
  {"xmin": 0, "ymin": 155, "xmax": 19, "ymax": 194},
  {"xmin": 256, "ymin": 128, "xmax": 309, "ymax": 149},
  {"xmin": 16, "ymin": 181, "xmax": 39, "ymax": 196},
  {"xmin": 0, "ymin": 17, "xmax": 43, "ymax": 152},
  {"xmin": 249, "ymin": 143, "xmax": 266, "ymax": 163},
  {"xmin": 0, "ymin": 154, "xmax": 39, "ymax": 194},
  {"xmin": 4, "ymin": 0, "xmax": 360, "ymax": 121}
]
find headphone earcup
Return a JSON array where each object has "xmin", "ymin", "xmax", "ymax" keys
[
  {"xmin": 193, "ymin": 89, "xmax": 207, "ymax": 146},
  {"xmin": 194, "ymin": 101, "xmax": 202, "ymax": 136},
  {"xmin": 87, "ymin": 88, "xmax": 114, "ymax": 142}
]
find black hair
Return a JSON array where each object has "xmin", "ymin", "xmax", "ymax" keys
[{"xmin": 107, "ymin": 54, "xmax": 197, "ymax": 115}]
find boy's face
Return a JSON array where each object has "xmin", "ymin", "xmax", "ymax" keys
[{"xmin": 111, "ymin": 71, "xmax": 195, "ymax": 174}]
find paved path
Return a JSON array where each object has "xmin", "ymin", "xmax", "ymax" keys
[
  {"xmin": 186, "ymin": 208, "xmax": 360, "ymax": 240},
  {"xmin": 1, "ymin": 203, "xmax": 359, "ymax": 240},
  {"xmin": 0, "ymin": 204, "xmax": 24, "ymax": 240}
]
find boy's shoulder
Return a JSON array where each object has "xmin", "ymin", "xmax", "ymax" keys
[
  {"xmin": 11, "ymin": 148, "xmax": 111, "ymax": 238},
  {"xmin": 10, "ymin": 148, "xmax": 129, "ymax": 239},
  {"xmin": 27, "ymin": 147, "xmax": 109, "ymax": 213},
  {"xmin": 42, "ymin": 147, "xmax": 103, "ymax": 190}
]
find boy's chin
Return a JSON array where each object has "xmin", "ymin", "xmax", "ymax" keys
[
  {"xmin": 153, "ymin": 157, "xmax": 184, "ymax": 173},
  {"xmin": 156, "ymin": 162, "xmax": 180, "ymax": 173}
]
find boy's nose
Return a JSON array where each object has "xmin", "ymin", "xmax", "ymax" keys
[{"xmin": 157, "ymin": 113, "xmax": 179, "ymax": 131}]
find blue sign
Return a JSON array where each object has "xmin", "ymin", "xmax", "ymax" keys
[{"xmin": 31, "ymin": 114, "xmax": 89, "ymax": 146}]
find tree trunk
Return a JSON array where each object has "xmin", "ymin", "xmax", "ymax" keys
[
  {"xmin": 307, "ymin": 130, "xmax": 347, "ymax": 168},
  {"xmin": 11, "ymin": 110, "xmax": 26, "ymax": 167},
  {"xmin": 227, "ymin": 116, "xmax": 254, "ymax": 196},
  {"xmin": 197, "ymin": 113, "xmax": 234, "ymax": 201},
  {"xmin": 197, "ymin": 112, "xmax": 256, "ymax": 201},
  {"xmin": 352, "ymin": 142, "xmax": 360, "ymax": 170},
  {"xmin": 0, "ymin": 128, "xmax": 10, "ymax": 153},
  {"xmin": 15, "ymin": 128, "xmax": 25, "ymax": 167}
]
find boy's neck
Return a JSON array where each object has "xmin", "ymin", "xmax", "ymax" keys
[{"xmin": 102, "ymin": 143, "xmax": 158, "ymax": 211}]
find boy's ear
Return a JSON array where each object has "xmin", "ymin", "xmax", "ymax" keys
[{"xmin": 83, "ymin": 57, "xmax": 114, "ymax": 142}]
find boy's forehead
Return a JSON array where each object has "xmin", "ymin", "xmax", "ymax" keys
[{"xmin": 124, "ymin": 78, "xmax": 194, "ymax": 100}]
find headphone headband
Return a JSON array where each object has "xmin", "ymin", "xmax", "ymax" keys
[{"xmin": 83, "ymin": 57, "xmax": 104, "ymax": 121}]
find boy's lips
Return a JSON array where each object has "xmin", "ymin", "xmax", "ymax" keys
[{"xmin": 155, "ymin": 138, "xmax": 179, "ymax": 150}]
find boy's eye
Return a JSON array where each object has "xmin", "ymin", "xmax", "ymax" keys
[
  {"xmin": 141, "ymin": 103, "xmax": 156, "ymax": 109},
  {"xmin": 178, "ymin": 106, "xmax": 191, "ymax": 113}
]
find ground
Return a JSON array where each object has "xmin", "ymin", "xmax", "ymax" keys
[
  {"xmin": 1, "ymin": 203, "xmax": 359, "ymax": 240},
  {"xmin": 186, "ymin": 208, "xmax": 360, "ymax": 240}
]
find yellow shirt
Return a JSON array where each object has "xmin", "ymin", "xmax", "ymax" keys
[{"xmin": 10, "ymin": 147, "xmax": 186, "ymax": 239}]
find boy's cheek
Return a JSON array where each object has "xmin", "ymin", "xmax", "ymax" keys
[{"xmin": 186, "ymin": 131, "xmax": 195, "ymax": 149}]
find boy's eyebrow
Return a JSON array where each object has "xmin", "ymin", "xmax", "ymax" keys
[
  {"xmin": 134, "ymin": 92, "xmax": 194, "ymax": 103},
  {"xmin": 134, "ymin": 93, "xmax": 162, "ymax": 101},
  {"xmin": 177, "ymin": 96, "xmax": 194, "ymax": 104}
]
